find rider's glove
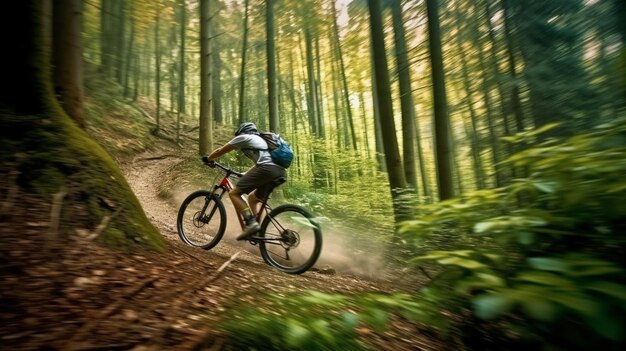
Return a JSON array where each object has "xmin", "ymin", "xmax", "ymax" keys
[{"xmin": 201, "ymin": 156, "xmax": 215, "ymax": 167}]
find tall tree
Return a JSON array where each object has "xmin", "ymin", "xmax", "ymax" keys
[
  {"xmin": 450, "ymin": 8, "xmax": 486, "ymax": 190},
  {"xmin": 425, "ymin": 0, "xmax": 454, "ymax": 200},
  {"xmin": 390, "ymin": 0, "xmax": 418, "ymax": 192},
  {"xmin": 266, "ymin": 0, "xmax": 279, "ymax": 132},
  {"xmin": 314, "ymin": 36, "xmax": 326, "ymax": 138},
  {"xmin": 467, "ymin": 9, "xmax": 505, "ymax": 187},
  {"xmin": 331, "ymin": 1, "xmax": 357, "ymax": 151},
  {"xmin": 114, "ymin": 0, "xmax": 127, "ymax": 83},
  {"xmin": 238, "ymin": 0, "xmax": 250, "ymax": 125},
  {"xmin": 370, "ymin": 44, "xmax": 386, "ymax": 173},
  {"xmin": 368, "ymin": 0, "xmax": 408, "ymax": 223},
  {"xmin": 52, "ymin": 0, "xmax": 85, "ymax": 128},
  {"xmin": 213, "ymin": 42, "xmax": 224, "ymax": 125},
  {"xmin": 176, "ymin": 0, "xmax": 186, "ymax": 143},
  {"xmin": 199, "ymin": 0, "xmax": 213, "ymax": 154},
  {"xmin": 500, "ymin": 0, "xmax": 526, "ymax": 134},
  {"xmin": 154, "ymin": 4, "xmax": 162, "ymax": 134},
  {"xmin": 122, "ymin": 20, "xmax": 135, "ymax": 99},
  {"xmin": 303, "ymin": 22, "xmax": 319, "ymax": 137},
  {"xmin": 178, "ymin": 0, "xmax": 186, "ymax": 114}
]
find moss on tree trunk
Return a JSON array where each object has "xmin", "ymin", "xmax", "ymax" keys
[{"xmin": 0, "ymin": 1, "xmax": 164, "ymax": 251}]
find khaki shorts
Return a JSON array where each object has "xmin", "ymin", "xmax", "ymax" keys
[{"xmin": 235, "ymin": 163, "xmax": 286, "ymax": 200}]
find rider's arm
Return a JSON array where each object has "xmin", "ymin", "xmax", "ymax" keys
[{"xmin": 207, "ymin": 143, "xmax": 235, "ymax": 160}]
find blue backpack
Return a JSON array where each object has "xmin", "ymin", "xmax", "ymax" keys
[{"xmin": 258, "ymin": 132, "xmax": 294, "ymax": 168}]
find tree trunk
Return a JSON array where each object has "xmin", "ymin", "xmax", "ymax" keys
[
  {"xmin": 155, "ymin": 6, "xmax": 162, "ymax": 133},
  {"xmin": 501, "ymin": 0, "xmax": 525, "ymax": 134},
  {"xmin": 52, "ymin": 0, "xmax": 85, "ymax": 128},
  {"xmin": 331, "ymin": 1, "xmax": 357, "ymax": 151},
  {"xmin": 123, "ymin": 20, "xmax": 135, "ymax": 99},
  {"xmin": 368, "ymin": 0, "xmax": 408, "ymax": 224},
  {"xmin": 114, "ymin": 0, "xmax": 126, "ymax": 83},
  {"xmin": 169, "ymin": 28, "xmax": 178, "ymax": 114},
  {"xmin": 266, "ymin": 0, "xmax": 279, "ymax": 132},
  {"xmin": 450, "ymin": 14, "xmax": 486, "ymax": 189},
  {"xmin": 413, "ymin": 107, "xmax": 432, "ymax": 201},
  {"xmin": 199, "ymin": 0, "xmax": 213, "ymax": 154},
  {"xmin": 1, "ymin": 1, "xmax": 164, "ymax": 250},
  {"xmin": 304, "ymin": 26, "xmax": 319, "ymax": 137},
  {"xmin": 132, "ymin": 44, "xmax": 140, "ymax": 102},
  {"xmin": 390, "ymin": 0, "xmax": 418, "ymax": 192},
  {"xmin": 175, "ymin": 0, "xmax": 186, "ymax": 144},
  {"xmin": 469, "ymin": 16, "xmax": 505, "ymax": 187},
  {"xmin": 425, "ymin": 0, "xmax": 454, "ymax": 200},
  {"xmin": 100, "ymin": 0, "xmax": 111, "ymax": 74},
  {"xmin": 315, "ymin": 35, "xmax": 326, "ymax": 138},
  {"xmin": 370, "ymin": 37, "xmax": 386, "ymax": 172},
  {"xmin": 178, "ymin": 0, "xmax": 186, "ymax": 114},
  {"xmin": 330, "ymin": 55, "xmax": 343, "ymax": 149},
  {"xmin": 213, "ymin": 42, "xmax": 223, "ymax": 125},
  {"xmin": 358, "ymin": 88, "xmax": 371, "ymax": 160},
  {"xmin": 238, "ymin": 0, "xmax": 250, "ymax": 125}
]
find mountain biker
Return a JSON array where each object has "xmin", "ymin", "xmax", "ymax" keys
[{"xmin": 201, "ymin": 122, "xmax": 286, "ymax": 241}]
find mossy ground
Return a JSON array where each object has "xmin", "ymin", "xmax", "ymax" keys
[{"xmin": 0, "ymin": 79, "xmax": 164, "ymax": 251}]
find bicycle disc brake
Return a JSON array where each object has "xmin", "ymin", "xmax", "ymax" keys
[{"xmin": 192, "ymin": 211, "xmax": 206, "ymax": 227}]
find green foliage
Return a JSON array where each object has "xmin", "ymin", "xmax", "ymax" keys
[
  {"xmin": 399, "ymin": 118, "xmax": 626, "ymax": 349},
  {"xmin": 83, "ymin": 67, "xmax": 155, "ymax": 156},
  {"xmin": 286, "ymin": 136, "xmax": 395, "ymax": 240},
  {"xmin": 221, "ymin": 290, "xmax": 448, "ymax": 351}
]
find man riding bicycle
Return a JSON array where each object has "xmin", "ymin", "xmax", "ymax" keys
[{"xmin": 202, "ymin": 122, "xmax": 286, "ymax": 241}]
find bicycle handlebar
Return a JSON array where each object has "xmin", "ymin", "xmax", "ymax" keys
[{"xmin": 206, "ymin": 160, "xmax": 244, "ymax": 178}]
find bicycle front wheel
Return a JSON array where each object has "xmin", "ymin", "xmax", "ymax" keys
[
  {"xmin": 259, "ymin": 204, "xmax": 322, "ymax": 274},
  {"xmin": 177, "ymin": 190, "xmax": 226, "ymax": 250}
]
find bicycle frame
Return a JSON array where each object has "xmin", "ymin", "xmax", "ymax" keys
[{"xmin": 208, "ymin": 164, "xmax": 274, "ymax": 232}]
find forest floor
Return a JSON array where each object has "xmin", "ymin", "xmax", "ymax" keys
[{"xmin": 0, "ymin": 131, "xmax": 445, "ymax": 350}]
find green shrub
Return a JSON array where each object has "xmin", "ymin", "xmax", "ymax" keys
[
  {"xmin": 400, "ymin": 119, "xmax": 626, "ymax": 349},
  {"xmin": 221, "ymin": 290, "xmax": 448, "ymax": 351}
]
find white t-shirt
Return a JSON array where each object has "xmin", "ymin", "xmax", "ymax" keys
[{"xmin": 228, "ymin": 134, "xmax": 274, "ymax": 165}]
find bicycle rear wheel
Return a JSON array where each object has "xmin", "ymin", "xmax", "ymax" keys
[
  {"xmin": 177, "ymin": 190, "xmax": 226, "ymax": 250},
  {"xmin": 258, "ymin": 204, "xmax": 322, "ymax": 274}
]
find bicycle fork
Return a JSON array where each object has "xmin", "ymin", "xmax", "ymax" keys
[{"xmin": 201, "ymin": 186, "xmax": 226, "ymax": 224}]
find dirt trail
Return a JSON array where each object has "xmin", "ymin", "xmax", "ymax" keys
[
  {"xmin": 124, "ymin": 154, "xmax": 182, "ymax": 240},
  {"xmin": 0, "ymin": 148, "xmax": 440, "ymax": 351}
]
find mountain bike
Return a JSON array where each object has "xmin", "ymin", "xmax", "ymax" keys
[{"xmin": 176, "ymin": 161, "xmax": 322, "ymax": 274}]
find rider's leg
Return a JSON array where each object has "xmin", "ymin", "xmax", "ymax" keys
[
  {"xmin": 229, "ymin": 188, "xmax": 260, "ymax": 240},
  {"xmin": 248, "ymin": 190, "xmax": 260, "ymax": 215},
  {"xmin": 228, "ymin": 188, "xmax": 249, "ymax": 219},
  {"xmin": 228, "ymin": 188, "xmax": 259, "ymax": 240}
]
